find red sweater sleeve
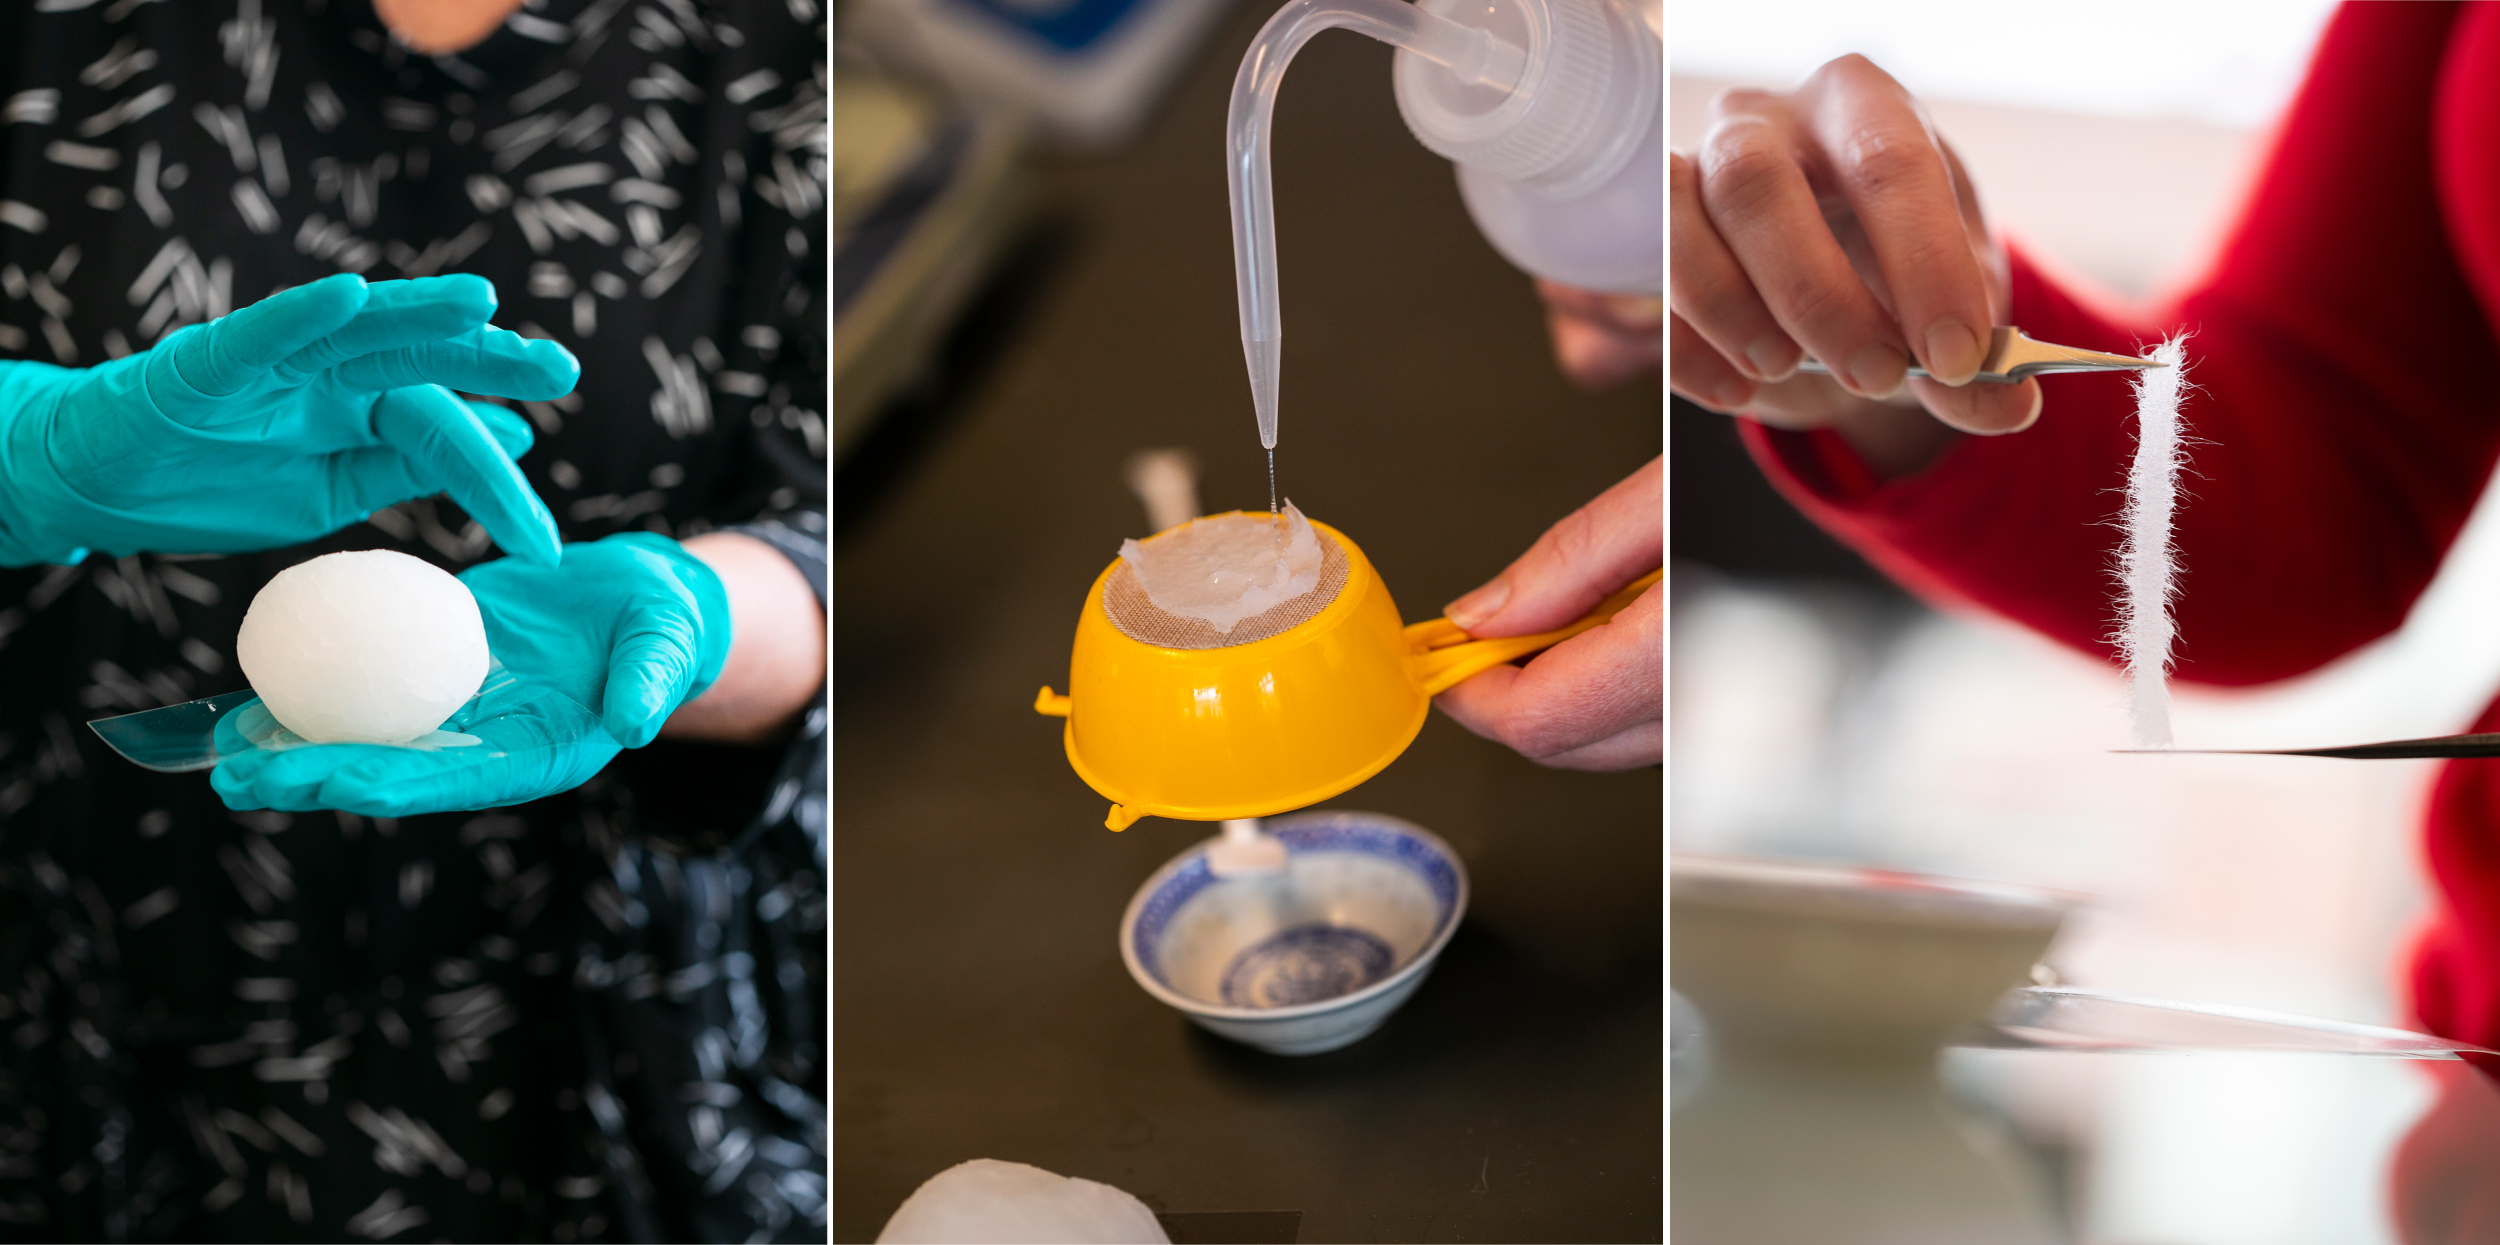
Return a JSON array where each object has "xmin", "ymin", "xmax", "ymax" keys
[{"xmin": 1740, "ymin": 0, "xmax": 2500, "ymax": 688}]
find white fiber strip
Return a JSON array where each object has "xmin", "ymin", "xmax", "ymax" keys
[{"xmin": 2118, "ymin": 336, "xmax": 2191, "ymax": 748}]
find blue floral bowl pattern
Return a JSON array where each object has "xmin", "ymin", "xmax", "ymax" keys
[{"xmin": 1120, "ymin": 810, "xmax": 1469, "ymax": 1055}]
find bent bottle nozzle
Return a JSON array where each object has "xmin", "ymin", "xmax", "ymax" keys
[{"xmin": 1228, "ymin": 0, "xmax": 1532, "ymax": 450}]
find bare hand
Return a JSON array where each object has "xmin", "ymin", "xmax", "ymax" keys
[
  {"xmin": 662, "ymin": 531, "xmax": 826, "ymax": 744},
  {"xmin": 374, "ymin": 0, "xmax": 527, "ymax": 53},
  {"xmin": 1434, "ymin": 459, "xmax": 1661, "ymax": 770},
  {"xmin": 1671, "ymin": 55, "xmax": 2038, "ymax": 475},
  {"xmin": 1538, "ymin": 280, "xmax": 1663, "ymax": 391}
]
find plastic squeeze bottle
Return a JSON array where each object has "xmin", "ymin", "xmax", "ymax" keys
[{"xmin": 1228, "ymin": 0, "xmax": 1662, "ymax": 453}]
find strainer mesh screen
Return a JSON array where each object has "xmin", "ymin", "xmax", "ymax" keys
[{"xmin": 1104, "ymin": 528, "xmax": 1351, "ymax": 649}]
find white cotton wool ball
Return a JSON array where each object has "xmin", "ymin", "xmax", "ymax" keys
[
  {"xmin": 235, "ymin": 550, "xmax": 490, "ymax": 744},
  {"xmin": 876, "ymin": 1159, "xmax": 1170, "ymax": 1245}
]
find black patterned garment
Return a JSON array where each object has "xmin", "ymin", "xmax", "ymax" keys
[{"xmin": 0, "ymin": 2, "xmax": 827, "ymax": 1241}]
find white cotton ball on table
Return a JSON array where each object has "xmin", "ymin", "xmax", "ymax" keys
[
  {"xmin": 1118, "ymin": 501, "xmax": 1324, "ymax": 635},
  {"xmin": 235, "ymin": 550, "xmax": 490, "ymax": 744},
  {"xmin": 876, "ymin": 1159, "xmax": 1170, "ymax": 1245}
]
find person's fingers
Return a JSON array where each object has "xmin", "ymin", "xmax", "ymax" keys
[
  {"xmin": 329, "ymin": 396, "xmax": 533, "ymax": 458},
  {"xmin": 1937, "ymin": 138, "xmax": 2009, "ymax": 316},
  {"xmin": 462, "ymin": 398, "xmax": 536, "ymax": 460},
  {"xmin": 326, "ymin": 326, "xmax": 580, "ymax": 400},
  {"xmin": 165, "ymin": 273, "xmax": 369, "ymax": 399},
  {"xmin": 1796, "ymin": 57, "xmax": 1993, "ymax": 385},
  {"xmin": 1669, "ymin": 313, "xmax": 1756, "ymax": 413},
  {"xmin": 1550, "ymin": 307, "xmax": 1664, "ymax": 390},
  {"xmin": 1445, "ymin": 466, "xmax": 1659, "ymax": 636},
  {"xmin": 1743, "ymin": 371, "xmax": 1927, "ymax": 434},
  {"xmin": 1548, "ymin": 284, "xmax": 1663, "ymax": 388},
  {"xmin": 1536, "ymin": 282, "xmax": 1664, "ymax": 350},
  {"xmin": 1675, "ymin": 307, "xmax": 1927, "ymax": 434},
  {"xmin": 274, "ymin": 275, "xmax": 498, "ymax": 381},
  {"xmin": 1531, "ymin": 720, "xmax": 1663, "ymax": 771},
  {"xmin": 1906, "ymin": 373, "xmax": 2042, "ymax": 435},
  {"xmin": 363, "ymin": 385, "xmax": 562, "ymax": 566},
  {"xmin": 312, "ymin": 753, "xmax": 495, "ymax": 818},
  {"xmin": 212, "ymin": 695, "xmax": 616, "ymax": 816},
  {"xmin": 1446, "ymin": 459, "xmax": 1661, "ymax": 636},
  {"xmin": 315, "ymin": 697, "xmax": 618, "ymax": 815},
  {"xmin": 1670, "ymin": 150, "xmax": 1798, "ymax": 383},
  {"xmin": 210, "ymin": 751, "xmax": 275, "ymax": 810},
  {"xmin": 1432, "ymin": 585, "xmax": 1663, "ymax": 769},
  {"xmin": 599, "ymin": 599, "xmax": 705, "ymax": 748},
  {"xmin": 1433, "ymin": 703, "xmax": 1659, "ymax": 771},
  {"xmin": 212, "ymin": 744, "xmax": 394, "ymax": 812},
  {"xmin": 1697, "ymin": 89, "xmax": 1908, "ymax": 400}
]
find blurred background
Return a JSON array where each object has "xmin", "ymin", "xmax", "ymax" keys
[
  {"xmin": 836, "ymin": 0, "xmax": 1663, "ymax": 1240},
  {"xmin": 1670, "ymin": 3, "xmax": 2500, "ymax": 1242}
]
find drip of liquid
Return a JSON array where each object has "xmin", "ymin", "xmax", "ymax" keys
[{"xmin": 1268, "ymin": 448, "xmax": 1283, "ymax": 548}]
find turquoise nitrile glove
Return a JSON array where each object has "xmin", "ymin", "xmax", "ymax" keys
[
  {"xmin": 209, "ymin": 533, "xmax": 733, "ymax": 817},
  {"xmin": 461, "ymin": 533, "xmax": 733, "ymax": 748},
  {"xmin": 0, "ymin": 271, "xmax": 577, "ymax": 566}
]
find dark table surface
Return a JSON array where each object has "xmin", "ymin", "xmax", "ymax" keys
[{"xmin": 831, "ymin": 3, "xmax": 1665, "ymax": 1238}]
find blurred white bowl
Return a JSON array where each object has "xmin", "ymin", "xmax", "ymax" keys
[
  {"xmin": 1673, "ymin": 853, "xmax": 2082, "ymax": 1060},
  {"xmin": 1673, "ymin": 854, "xmax": 2077, "ymax": 1244},
  {"xmin": 1121, "ymin": 811, "xmax": 1467, "ymax": 1056}
]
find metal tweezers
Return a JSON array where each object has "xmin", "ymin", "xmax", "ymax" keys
[
  {"xmin": 1794, "ymin": 326, "xmax": 2163, "ymax": 384},
  {"xmin": 2128, "ymin": 733, "xmax": 2500, "ymax": 761}
]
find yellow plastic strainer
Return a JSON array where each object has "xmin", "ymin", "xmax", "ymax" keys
[{"xmin": 1035, "ymin": 513, "xmax": 1659, "ymax": 830}]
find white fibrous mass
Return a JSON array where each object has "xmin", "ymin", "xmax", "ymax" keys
[
  {"xmin": 235, "ymin": 550, "xmax": 490, "ymax": 744},
  {"xmin": 1120, "ymin": 501, "xmax": 1325, "ymax": 634},
  {"xmin": 2118, "ymin": 335, "xmax": 2192, "ymax": 749},
  {"xmin": 876, "ymin": 1159, "xmax": 1169, "ymax": 1245}
]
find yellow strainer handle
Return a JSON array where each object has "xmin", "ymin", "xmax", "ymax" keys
[{"xmin": 1405, "ymin": 568, "xmax": 1662, "ymax": 697}]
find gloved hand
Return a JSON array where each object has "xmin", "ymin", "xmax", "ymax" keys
[
  {"xmin": 210, "ymin": 532, "xmax": 734, "ymax": 817},
  {"xmin": 0, "ymin": 271, "xmax": 576, "ymax": 566}
]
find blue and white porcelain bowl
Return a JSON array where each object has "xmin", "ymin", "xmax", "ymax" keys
[{"xmin": 1120, "ymin": 810, "xmax": 1468, "ymax": 1055}]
